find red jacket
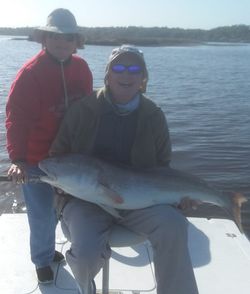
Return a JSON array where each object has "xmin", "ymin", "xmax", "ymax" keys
[{"xmin": 6, "ymin": 49, "xmax": 93, "ymax": 164}]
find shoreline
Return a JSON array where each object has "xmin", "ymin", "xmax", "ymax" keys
[{"xmin": 8, "ymin": 37, "xmax": 250, "ymax": 47}]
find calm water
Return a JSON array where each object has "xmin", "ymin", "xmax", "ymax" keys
[{"xmin": 0, "ymin": 36, "xmax": 250, "ymax": 234}]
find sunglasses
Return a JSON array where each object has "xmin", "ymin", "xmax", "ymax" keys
[
  {"xmin": 111, "ymin": 64, "xmax": 143, "ymax": 74},
  {"xmin": 47, "ymin": 32, "xmax": 77, "ymax": 42}
]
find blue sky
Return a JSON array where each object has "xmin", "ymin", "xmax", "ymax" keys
[{"xmin": 0, "ymin": 0, "xmax": 249, "ymax": 29}]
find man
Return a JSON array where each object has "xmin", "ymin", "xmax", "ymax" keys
[
  {"xmin": 6, "ymin": 8, "xmax": 93, "ymax": 283},
  {"xmin": 50, "ymin": 45, "xmax": 199, "ymax": 294}
]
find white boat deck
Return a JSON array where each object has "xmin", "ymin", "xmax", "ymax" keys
[{"xmin": 1, "ymin": 213, "xmax": 250, "ymax": 294}]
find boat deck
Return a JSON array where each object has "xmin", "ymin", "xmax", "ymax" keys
[{"xmin": 1, "ymin": 213, "xmax": 250, "ymax": 294}]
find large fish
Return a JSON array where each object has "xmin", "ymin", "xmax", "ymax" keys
[{"xmin": 38, "ymin": 154, "xmax": 247, "ymax": 232}]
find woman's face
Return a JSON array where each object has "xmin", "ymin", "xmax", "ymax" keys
[
  {"xmin": 44, "ymin": 32, "xmax": 77, "ymax": 61},
  {"xmin": 106, "ymin": 54, "xmax": 145, "ymax": 104}
]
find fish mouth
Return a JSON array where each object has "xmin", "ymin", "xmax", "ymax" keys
[
  {"xmin": 38, "ymin": 162, "xmax": 57, "ymax": 183},
  {"xmin": 39, "ymin": 173, "xmax": 57, "ymax": 184}
]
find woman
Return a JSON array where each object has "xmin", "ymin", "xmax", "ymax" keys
[
  {"xmin": 6, "ymin": 8, "xmax": 93, "ymax": 283},
  {"xmin": 50, "ymin": 45, "xmax": 198, "ymax": 294}
]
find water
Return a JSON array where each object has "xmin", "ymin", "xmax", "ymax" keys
[{"xmin": 0, "ymin": 36, "xmax": 249, "ymax": 235}]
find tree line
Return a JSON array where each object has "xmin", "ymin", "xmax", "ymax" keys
[{"xmin": 1, "ymin": 25, "xmax": 250, "ymax": 46}]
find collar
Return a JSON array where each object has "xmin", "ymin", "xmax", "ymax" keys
[
  {"xmin": 103, "ymin": 88, "xmax": 140, "ymax": 116},
  {"xmin": 45, "ymin": 49, "xmax": 73, "ymax": 65}
]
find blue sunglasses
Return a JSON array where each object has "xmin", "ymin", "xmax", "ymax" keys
[{"xmin": 111, "ymin": 64, "xmax": 142, "ymax": 74}]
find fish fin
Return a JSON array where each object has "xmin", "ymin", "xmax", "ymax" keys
[
  {"xmin": 231, "ymin": 192, "xmax": 248, "ymax": 233},
  {"xmin": 100, "ymin": 184, "xmax": 124, "ymax": 204},
  {"xmin": 98, "ymin": 173, "xmax": 124, "ymax": 204},
  {"xmin": 98, "ymin": 204, "xmax": 122, "ymax": 218}
]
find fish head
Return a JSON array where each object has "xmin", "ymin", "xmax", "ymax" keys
[
  {"xmin": 38, "ymin": 154, "xmax": 125, "ymax": 206},
  {"xmin": 38, "ymin": 154, "xmax": 100, "ymax": 194},
  {"xmin": 39, "ymin": 155, "xmax": 75, "ymax": 187}
]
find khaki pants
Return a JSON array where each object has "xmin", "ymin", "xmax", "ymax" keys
[{"xmin": 60, "ymin": 199, "xmax": 198, "ymax": 294}]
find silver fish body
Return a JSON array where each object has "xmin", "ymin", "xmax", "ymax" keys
[{"xmin": 39, "ymin": 154, "xmax": 247, "ymax": 232}]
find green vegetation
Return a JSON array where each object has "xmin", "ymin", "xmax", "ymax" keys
[{"xmin": 0, "ymin": 25, "xmax": 250, "ymax": 46}]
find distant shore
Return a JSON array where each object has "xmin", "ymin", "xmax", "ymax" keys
[
  {"xmin": 7, "ymin": 36, "xmax": 204, "ymax": 46},
  {"xmin": 2, "ymin": 24, "xmax": 250, "ymax": 46},
  {"xmin": 8, "ymin": 37, "xmax": 249, "ymax": 47}
]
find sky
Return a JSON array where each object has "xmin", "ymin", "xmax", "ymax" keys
[{"xmin": 0, "ymin": 0, "xmax": 249, "ymax": 30}]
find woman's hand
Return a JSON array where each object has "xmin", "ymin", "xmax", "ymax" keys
[{"xmin": 7, "ymin": 162, "xmax": 28, "ymax": 184}]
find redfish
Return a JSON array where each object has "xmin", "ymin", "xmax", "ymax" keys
[{"xmin": 39, "ymin": 154, "xmax": 247, "ymax": 232}]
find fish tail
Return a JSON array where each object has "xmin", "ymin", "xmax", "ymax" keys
[{"xmin": 231, "ymin": 192, "xmax": 247, "ymax": 233}]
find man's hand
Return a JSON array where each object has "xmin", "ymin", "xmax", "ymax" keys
[
  {"xmin": 178, "ymin": 197, "xmax": 202, "ymax": 211},
  {"xmin": 7, "ymin": 162, "xmax": 28, "ymax": 184}
]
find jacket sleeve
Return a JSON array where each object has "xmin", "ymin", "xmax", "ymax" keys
[
  {"xmin": 151, "ymin": 108, "xmax": 172, "ymax": 166},
  {"xmin": 49, "ymin": 106, "xmax": 77, "ymax": 155},
  {"xmin": 49, "ymin": 99, "xmax": 89, "ymax": 155},
  {"xmin": 5, "ymin": 69, "xmax": 41, "ymax": 162}
]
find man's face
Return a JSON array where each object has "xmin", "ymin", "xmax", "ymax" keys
[{"xmin": 107, "ymin": 53, "xmax": 145, "ymax": 104}]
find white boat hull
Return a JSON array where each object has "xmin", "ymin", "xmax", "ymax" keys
[{"xmin": 1, "ymin": 214, "xmax": 250, "ymax": 294}]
